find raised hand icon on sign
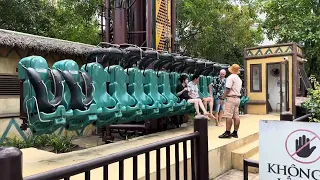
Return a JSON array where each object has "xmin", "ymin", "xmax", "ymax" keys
[{"xmin": 295, "ymin": 135, "xmax": 316, "ymax": 158}]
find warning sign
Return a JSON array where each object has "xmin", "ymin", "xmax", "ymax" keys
[
  {"xmin": 285, "ymin": 129, "xmax": 320, "ymax": 164},
  {"xmin": 260, "ymin": 121, "xmax": 320, "ymax": 180}
]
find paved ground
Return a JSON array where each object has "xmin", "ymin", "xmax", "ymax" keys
[{"xmin": 213, "ymin": 169, "xmax": 259, "ymax": 180}]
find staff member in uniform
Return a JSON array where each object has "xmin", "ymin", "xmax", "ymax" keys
[{"xmin": 218, "ymin": 64, "xmax": 243, "ymax": 138}]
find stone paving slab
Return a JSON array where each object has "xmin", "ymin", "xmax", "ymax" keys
[{"xmin": 213, "ymin": 169, "xmax": 259, "ymax": 180}]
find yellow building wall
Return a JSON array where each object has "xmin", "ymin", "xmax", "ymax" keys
[
  {"xmin": 247, "ymin": 104, "xmax": 266, "ymax": 114},
  {"xmin": 155, "ymin": 0, "xmax": 171, "ymax": 51},
  {"xmin": 246, "ymin": 55, "xmax": 293, "ymax": 115}
]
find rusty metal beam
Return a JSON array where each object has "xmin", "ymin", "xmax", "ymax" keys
[
  {"xmin": 109, "ymin": 124, "xmax": 148, "ymax": 130},
  {"xmin": 129, "ymin": 0, "xmax": 145, "ymax": 46},
  {"xmin": 146, "ymin": 0, "xmax": 154, "ymax": 48},
  {"xmin": 171, "ymin": 0, "xmax": 176, "ymax": 52},
  {"xmin": 105, "ymin": 0, "xmax": 110, "ymax": 43},
  {"xmin": 128, "ymin": 31, "xmax": 146, "ymax": 34},
  {"xmin": 113, "ymin": 0, "xmax": 128, "ymax": 44}
]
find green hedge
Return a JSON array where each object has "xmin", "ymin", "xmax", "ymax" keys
[
  {"xmin": 302, "ymin": 75, "xmax": 320, "ymax": 122},
  {"xmin": 0, "ymin": 134, "xmax": 74, "ymax": 153}
]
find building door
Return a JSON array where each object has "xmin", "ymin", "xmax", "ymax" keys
[{"xmin": 280, "ymin": 60, "xmax": 289, "ymax": 112}]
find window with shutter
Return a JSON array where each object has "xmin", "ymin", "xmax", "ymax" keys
[{"xmin": 0, "ymin": 75, "xmax": 20, "ymax": 96}]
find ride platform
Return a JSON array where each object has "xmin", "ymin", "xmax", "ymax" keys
[{"xmin": 22, "ymin": 114, "xmax": 279, "ymax": 180}]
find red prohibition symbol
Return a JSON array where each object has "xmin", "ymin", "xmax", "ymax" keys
[{"xmin": 285, "ymin": 129, "xmax": 320, "ymax": 164}]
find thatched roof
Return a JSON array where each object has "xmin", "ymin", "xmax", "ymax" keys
[{"xmin": 0, "ymin": 29, "xmax": 98, "ymax": 56}]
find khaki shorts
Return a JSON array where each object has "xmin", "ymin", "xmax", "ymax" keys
[{"xmin": 224, "ymin": 97, "xmax": 240, "ymax": 119}]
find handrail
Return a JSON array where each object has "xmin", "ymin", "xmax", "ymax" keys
[
  {"xmin": 293, "ymin": 113, "xmax": 310, "ymax": 122},
  {"xmin": 281, "ymin": 111, "xmax": 311, "ymax": 122},
  {"xmin": 24, "ymin": 132, "xmax": 200, "ymax": 180},
  {"xmin": 243, "ymin": 159, "xmax": 259, "ymax": 180}
]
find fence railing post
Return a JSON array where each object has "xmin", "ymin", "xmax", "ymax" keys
[
  {"xmin": 243, "ymin": 159, "xmax": 248, "ymax": 180},
  {"xmin": 194, "ymin": 115, "xmax": 209, "ymax": 180},
  {"xmin": 0, "ymin": 147, "xmax": 23, "ymax": 180},
  {"xmin": 280, "ymin": 111, "xmax": 293, "ymax": 121}
]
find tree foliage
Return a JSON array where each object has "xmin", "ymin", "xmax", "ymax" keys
[
  {"xmin": 261, "ymin": 0, "xmax": 320, "ymax": 76},
  {"xmin": 0, "ymin": 0, "xmax": 55, "ymax": 36},
  {"xmin": 302, "ymin": 76, "xmax": 320, "ymax": 122},
  {"xmin": 0, "ymin": 0, "xmax": 264, "ymax": 59},
  {"xmin": 0, "ymin": 0, "xmax": 102, "ymax": 45},
  {"xmin": 177, "ymin": 0, "xmax": 264, "ymax": 64},
  {"xmin": 49, "ymin": 0, "xmax": 102, "ymax": 45}
]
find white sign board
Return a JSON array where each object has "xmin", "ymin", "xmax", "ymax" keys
[{"xmin": 260, "ymin": 120, "xmax": 320, "ymax": 180}]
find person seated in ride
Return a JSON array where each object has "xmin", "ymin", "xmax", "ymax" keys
[
  {"xmin": 177, "ymin": 75, "xmax": 212, "ymax": 117},
  {"xmin": 189, "ymin": 74, "xmax": 214, "ymax": 119}
]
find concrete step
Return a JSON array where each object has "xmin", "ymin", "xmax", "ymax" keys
[
  {"xmin": 249, "ymin": 152, "xmax": 259, "ymax": 161},
  {"xmin": 231, "ymin": 139, "xmax": 259, "ymax": 173}
]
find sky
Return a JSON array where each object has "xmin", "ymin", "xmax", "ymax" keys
[
  {"xmin": 258, "ymin": 13, "xmax": 276, "ymax": 45},
  {"xmin": 230, "ymin": 0, "xmax": 277, "ymax": 46}
]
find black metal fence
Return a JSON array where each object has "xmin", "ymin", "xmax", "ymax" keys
[
  {"xmin": 0, "ymin": 116, "xmax": 209, "ymax": 180},
  {"xmin": 243, "ymin": 159, "xmax": 259, "ymax": 180}
]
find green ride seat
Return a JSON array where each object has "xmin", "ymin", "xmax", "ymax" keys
[
  {"xmin": 107, "ymin": 65, "xmax": 143, "ymax": 123},
  {"xmin": 169, "ymin": 72, "xmax": 180, "ymax": 94},
  {"xmin": 81, "ymin": 63, "xmax": 122, "ymax": 127},
  {"xmin": 207, "ymin": 76, "xmax": 213, "ymax": 96},
  {"xmin": 240, "ymin": 96, "xmax": 249, "ymax": 114},
  {"xmin": 240, "ymin": 96, "xmax": 250, "ymax": 107},
  {"xmin": 199, "ymin": 75, "xmax": 211, "ymax": 112},
  {"xmin": 207, "ymin": 76, "xmax": 213, "ymax": 87},
  {"xmin": 158, "ymin": 71, "xmax": 186, "ymax": 115},
  {"xmin": 127, "ymin": 68, "xmax": 160, "ymax": 121},
  {"xmin": 18, "ymin": 56, "xmax": 67, "ymax": 135},
  {"xmin": 198, "ymin": 75, "xmax": 204, "ymax": 98},
  {"xmin": 203, "ymin": 75, "xmax": 211, "ymax": 97},
  {"xmin": 187, "ymin": 73, "xmax": 193, "ymax": 80},
  {"xmin": 52, "ymin": 60, "xmax": 98, "ymax": 130},
  {"xmin": 199, "ymin": 75, "xmax": 210, "ymax": 98},
  {"xmin": 144, "ymin": 69, "xmax": 173, "ymax": 116}
]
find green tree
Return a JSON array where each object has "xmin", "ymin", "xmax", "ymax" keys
[
  {"xmin": 48, "ymin": 0, "xmax": 103, "ymax": 45},
  {"xmin": 0, "ymin": 0, "xmax": 55, "ymax": 36},
  {"xmin": 177, "ymin": 0, "xmax": 264, "ymax": 64},
  {"xmin": 302, "ymin": 76, "xmax": 320, "ymax": 122},
  {"xmin": 261, "ymin": 0, "xmax": 320, "ymax": 76},
  {"xmin": 0, "ymin": 0, "xmax": 102, "ymax": 45}
]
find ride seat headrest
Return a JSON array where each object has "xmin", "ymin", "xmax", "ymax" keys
[
  {"xmin": 30, "ymin": 56, "xmax": 50, "ymax": 80},
  {"xmin": 123, "ymin": 47, "xmax": 144, "ymax": 57}
]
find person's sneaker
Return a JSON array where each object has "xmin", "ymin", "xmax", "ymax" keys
[
  {"xmin": 231, "ymin": 131, "xmax": 238, "ymax": 138},
  {"xmin": 218, "ymin": 131, "xmax": 231, "ymax": 138}
]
